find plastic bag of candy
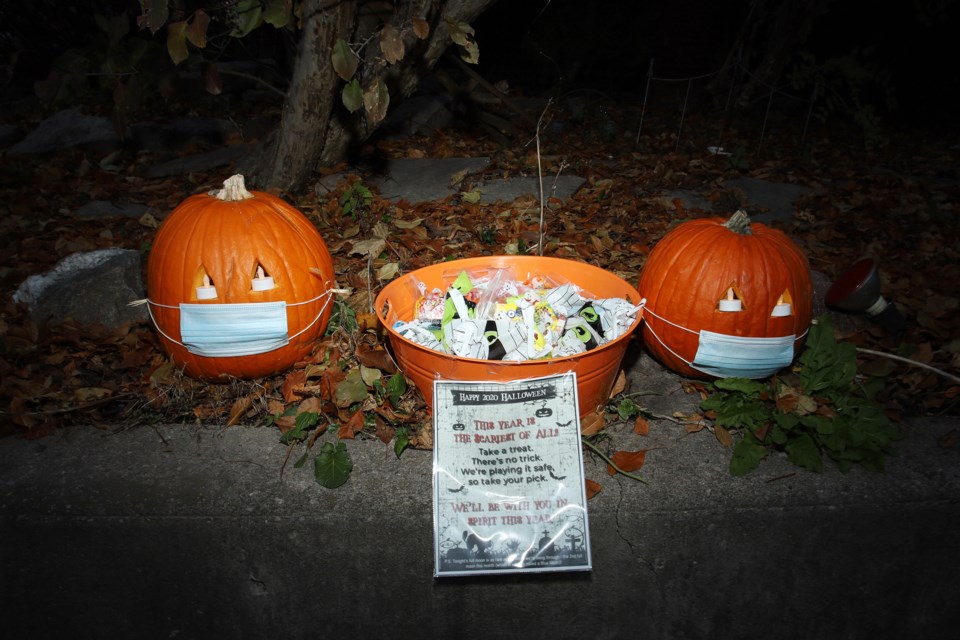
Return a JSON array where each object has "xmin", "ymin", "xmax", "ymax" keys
[{"xmin": 392, "ymin": 269, "xmax": 642, "ymax": 361}]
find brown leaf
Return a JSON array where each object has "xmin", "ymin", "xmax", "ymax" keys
[
  {"xmin": 633, "ymin": 415, "xmax": 650, "ymax": 435},
  {"xmin": 227, "ymin": 395, "xmax": 255, "ymax": 427},
  {"xmin": 380, "ymin": 24, "xmax": 405, "ymax": 64},
  {"xmin": 186, "ymin": 9, "xmax": 210, "ymax": 48},
  {"xmin": 9, "ymin": 396, "xmax": 36, "ymax": 429},
  {"xmin": 274, "ymin": 414, "xmax": 296, "ymax": 434},
  {"xmin": 337, "ymin": 410, "xmax": 366, "ymax": 439},
  {"xmin": 685, "ymin": 421, "xmax": 706, "ymax": 434},
  {"xmin": 714, "ymin": 424, "xmax": 733, "ymax": 447},
  {"xmin": 298, "ymin": 396, "xmax": 322, "ymax": 415},
  {"xmin": 149, "ymin": 358, "xmax": 178, "ymax": 387},
  {"xmin": 585, "ymin": 479, "xmax": 602, "ymax": 500},
  {"xmin": 356, "ymin": 312, "xmax": 381, "ymax": 332},
  {"xmin": 281, "ymin": 369, "xmax": 306, "ymax": 402},
  {"xmin": 356, "ymin": 347, "xmax": 398, "ymax": 373},
  {"xmin": 412, "ymin": 18, "xmax": 430, "ymax": 39},
  {"xmin": 608, "ymin": 369, "xmax": 627, "ymax": 398},
  {"xmin": 374, "ymin": 414, "xmax": 395, "ymax": 444},
  {"xmin": 606, "ymin": 449, "xmax": 648, "ymax": 475},
  {"xmin": 580, "ymin": 410, "xmax": 605, "ymax": 436}
]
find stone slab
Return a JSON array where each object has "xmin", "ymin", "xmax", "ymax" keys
[
  {"xmin": 1, "ymin": 381, "xmax": 957, "ymax": 639},
  {"xmin": 371, "ymin": 157, "xmax": 491, "ymax": 202}
]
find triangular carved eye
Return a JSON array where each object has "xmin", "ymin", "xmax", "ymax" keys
[
  {"xmin": 718, "ymin": 286, "xmax": 743, "ymax": 312},
  {"xmin": 771, "ymin": 289, "xmax": 793, "ymax": 317},
  {"xmin": 196, "ymin": 269, "xmax": 218, "ymax": 300},
  {"xmin": 251, "ymin": 264, "xmax": 275, "ymax": 291}
]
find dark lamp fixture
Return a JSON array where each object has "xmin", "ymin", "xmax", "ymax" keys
[{"xmin": 825, "ymin": 258, "xmax": 905, "ymax": 338}]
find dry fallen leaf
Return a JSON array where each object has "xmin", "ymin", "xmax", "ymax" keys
[
  {"xmin": 585, "ymin": 479, "xmax": 602, "ymax": 499},
  {"xmin": 714, "ymin": 424, "xmax": 733, "ymax": 447},
  {"xmin": 608, "ymin": 369, "xmax": 627, "ymax": 398},
  {"xmin": 606, "ymin": 449, "xmax": 648, "ymax": 475},
  {"xmin": 337, "ymin": 409, "xmax": 366, "ymax": 439},
  {"xmin": 580, "ymin": 410, "xmax": 605, "ymax": 436},
  {"xmin": 227, "ymin": 394, "xmax": 255, "ymax": 427},
  {"xmin": 634, "ymin": 415, "xmax": 650, "ymax": 436}
]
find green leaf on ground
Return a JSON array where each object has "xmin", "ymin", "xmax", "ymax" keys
[{"xmin": 315, "ymin": 441, "xmax": 352, "ymax": 488}]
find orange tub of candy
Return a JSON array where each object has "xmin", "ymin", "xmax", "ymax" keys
[{"xmin": 374, "ymin": 256, "xmax": 643, "ymax": 422}]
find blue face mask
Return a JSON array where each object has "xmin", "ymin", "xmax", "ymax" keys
[
  {"xmin": 146, "ymin": 294, "xmax": 331, "ymax": 359},
  {"xmin": 179, "ymin": 301, "xmax": 289, "ymax": 357},
  {"xmin": 692, "ymin": 330, "xmax": 795, "ymax": 379}
]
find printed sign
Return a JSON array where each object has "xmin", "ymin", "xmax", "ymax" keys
[{"xmin": 432, "ymin": 373, "xmax": 591, "ymax": 576}]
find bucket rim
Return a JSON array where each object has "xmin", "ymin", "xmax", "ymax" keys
[{"xmin": 373, "ymin": 255, "xmax": 643, "ymax": 366}]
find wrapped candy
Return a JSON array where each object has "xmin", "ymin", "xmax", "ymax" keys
[
  {"xmin": 415, "ymin": 284, "xmax": 445, "ymax": 322},
  {"xmin": 399, "ymin": 269, "xmax": 640, "ymax": 362}
]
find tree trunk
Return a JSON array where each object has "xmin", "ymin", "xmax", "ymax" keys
[{"xmin": 244, "ymin": 0, "xmax": 499, "ymax": 194}]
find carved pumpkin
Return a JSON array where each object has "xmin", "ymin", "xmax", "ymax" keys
[
  {"xmin": 146, "ymin": 174, "xmax": 335, "ymax": 381},
  {"xmin": 637, "ymin": 210, "xmax": 813, "ymax": 379}
]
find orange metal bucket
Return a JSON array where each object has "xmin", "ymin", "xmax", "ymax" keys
[{"xmin": 375, "ymin": 256, "xmax": 643, "ymax": 420}]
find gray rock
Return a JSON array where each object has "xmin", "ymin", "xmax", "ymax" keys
[
  {"xmin": 12, "ymin": 248, "xmax": 147, "ymax": 328},
  {"xmin": 724, "ymin": 176, "xmax": 817, "ymax": 225},
  {"xmin": 658, "ymin": 188, "xmax": 714, "ymax": 212},
  {"xmin": 8, "ymin": 109, "xmax": 119, "ymax": 155},
  {"xmin": 371, "ymin": 157, "xmax": 491, "ymax": 202},
  {"xmin": 476, "ymin": 175, "xmax": 585, "ymax": 204},
  {"xmin": 370, "ymin": 157, "xmax": 585, "ymax": 205}
]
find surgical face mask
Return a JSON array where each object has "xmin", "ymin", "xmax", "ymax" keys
[
  {"xmin": 146, "ymin": 294, "xmax": 331, "ymax": 358},
  {"xmin": 692, "ymin": 330, "xmax": 795, "ymax": 379},
  {"xmin": 179, "ymin": 301, "xmax": 289, "ymax": 357}
]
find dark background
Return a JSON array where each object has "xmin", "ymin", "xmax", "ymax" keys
[
  {"xmin": 1, "ymin": 1, "xmax": 957, "ymax": 128},
  {"xmin": 471, "ymin": 0, "xmax": 958, "ymax": 125}
]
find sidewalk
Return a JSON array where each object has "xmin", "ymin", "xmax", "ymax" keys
[{"xmin": 2, "ymin": 348, "xmax": 958, "ymax": 640}]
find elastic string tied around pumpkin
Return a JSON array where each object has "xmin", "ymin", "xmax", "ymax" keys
[
  {"xmin": 641, "ymin": 304, "xmax": 810, "ymax": 371},
  {"xmin": 723, "ymin": 209, "xmax": 753, "ymax": 235},
  {"xmin": 137, "ymin": 288, "xmax": 340, "ymax": 351},
  {"xmin": 640, "ymin": 305, "xmax": 702, "ymax": 368}
]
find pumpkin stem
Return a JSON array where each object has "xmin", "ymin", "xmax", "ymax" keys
[
  {"xmin": 723, "ymin": 209, "xmax": 753, "ymax": 235},
  {"xmin": 211, "ymin": 174, "xmax": 255, "ymax": 201}
]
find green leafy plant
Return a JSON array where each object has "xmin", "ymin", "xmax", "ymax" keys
[
  {"xmin": 272, "ymin": 409, "xmax": 354, "ymax": 488},
  {"xmin": 701, "ymin": 317, "xmax": 901, "ymax": 475},
  {"xmin": 326, "ymin": 298, "xmax": 359, "ymax": 335},
  {"xmin": 478, "ymin": 226, "xmax": 496, "ymax": 244},
  {"xmin": 339, "ymin": 181, "xmax": 373, "ymax": 220}
]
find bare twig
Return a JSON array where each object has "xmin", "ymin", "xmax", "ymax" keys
[
  {"xmin": 581, "ymin": 438, "xmax": 649, "ymax": 484},
  {"xmin": 532, "ymin": 99, "xmax": 554, "ymax": 256},
  {"xmin": 857, "ymin": 348, "xmax": 960, "ymax": 385}
]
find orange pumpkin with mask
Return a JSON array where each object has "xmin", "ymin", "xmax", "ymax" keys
[
  {"xmin": 146, "ymin": 174, "xmax": 336, "ymax": 381},
  {"xmin": 637, "ymin": 210, "xmax": 813, "ymax": 379}
]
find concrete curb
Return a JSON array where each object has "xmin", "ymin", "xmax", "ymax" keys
[{"xmin": 3, "ymin": 390, "xmax": 959, "ymax": 639}]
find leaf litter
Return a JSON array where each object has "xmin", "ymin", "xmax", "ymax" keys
[{"xmin": 1, "ymin": 100, "xmax": 958, "ymax": 487}]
